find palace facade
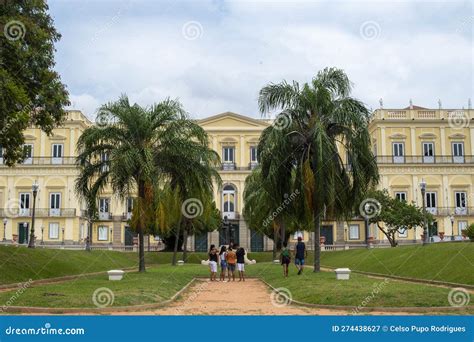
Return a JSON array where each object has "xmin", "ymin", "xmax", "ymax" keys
[{"xmin": 0, "ymin": 105, "xmax": 472, "ymax": 251}]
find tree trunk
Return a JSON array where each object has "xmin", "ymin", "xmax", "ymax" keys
[
  {"xmin": 172, "ymin": 215, "xmax": 183, "ymax": 266},
  {"xmin": 85, "ymin": 217, "xmax": 92, "ymax": 252},
  {"xmin": 182, "ymin": 226, "xmax": 188, "ymax": 262},
  {"xmin": 280, "ymin": 220, "xmax": 286, "ymax": 246},
  {"xmin": 377, "ymin": 223, "xmax": 397, "ymax": 247},
  {"xmin": 138, "ymin": 180, "xmax": 146, "ymax": 272},
  {"xmin": 272, "ymin": 223, "xmax": 279, "ymax": 260},
  {"xmin": 313, "ymin": 214, "xmax": 321, "ymax": 272}
]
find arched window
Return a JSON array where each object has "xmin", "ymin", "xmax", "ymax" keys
[{"xmin": 222, "ymin": 184, "xmax": 236, "ymax": 219}]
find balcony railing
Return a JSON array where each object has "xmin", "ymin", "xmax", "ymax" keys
[
  {"xmin": 432, "ymin": 207, "xmax": 474, "ymax": 216},
  {"xmin": 0, "ymin": 157, "xmax": 76, "ymax": 166},
  {"xmin": 376, "ymin": 155, "xmax": 474, "ymax": 164},
  {"xmin": 373, "ymin": 109, "xmax": 473, "ymax": 121},
  {"xmin": 0, "ymin": 208, "xmax": 76, "ymax": 218},
  {"xmin": 217, "ymin": 162, "xmax": 259, "ymax": 171}
]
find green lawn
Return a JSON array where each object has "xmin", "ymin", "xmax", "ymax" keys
[
  {"xmin": 0, "ymin": 246, "xmax": 271, "ymax": 285},
  {"xmin": 319, "ymin": 242, "xmax": 474, "ymax": 285},
  {"xmin": 0, "ymin": 265, "xmax": 208, "ymax": 308},
  {"xmin": 0, "ymin": 261, "xmax": 471, "ymax": 310},
  {"xmin": 0, "ymin": 246, "xmax": 144, "ymax": 285},
  {"xmin": 246, "ymin": 263, "xmax": 473, "ymax": 311}
]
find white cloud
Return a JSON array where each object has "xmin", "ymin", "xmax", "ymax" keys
[{"xmin": 51, "ymin": 0, "xmax": 473, "ymax": 118}]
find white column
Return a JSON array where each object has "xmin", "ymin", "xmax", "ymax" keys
[
  {"xmin": 442, "ymin": 175, "xmax": 449, "ymax": 208},
  {"xmin": 212, "ymin": 135, "xmax": 218, "ymax": 152},
  {"xmin": 380, "ymin": 127, "xmax": 386, "ymax": 155},
  {"xmin": 470, "ymin": 128, "xmax": 474, "ymax": 155},
  {"xmin": 69, "ymin": 128, "xmax": 75, "ymax": 157},
  {"xmin": 412, "ymin": 175, "xmax": 418, "ymax": 204},
  {"xmin": 240, "ymin": 135, "xmax": 245, "ymax": 167},
  {"xmin": 410, "ymin": 127, "xmax": 416, "ymax": 155},
  {"xmin": 440, "ymin": 127, "xmax": 446, "ymax": 155}
]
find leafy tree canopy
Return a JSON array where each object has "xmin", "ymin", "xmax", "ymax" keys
[
  {"xmin": 1, "ymin": 0, "xmax": 69, "ymax": 165},
  {"xmin": 366, "ymin": 189, "xmax": 434, "ymax": 247}
]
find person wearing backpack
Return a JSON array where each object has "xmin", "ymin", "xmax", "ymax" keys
[{"xmin": 280, "ymin": 242, "xmax": 291, "ymax": 277}]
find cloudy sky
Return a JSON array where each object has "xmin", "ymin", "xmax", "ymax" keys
[{"xmin": 48, "ymin": 0, "xmax": 473, "ymax": 120}]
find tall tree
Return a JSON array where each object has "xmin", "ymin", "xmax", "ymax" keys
[
  {"xmin": 366, "ymin": 189, "xmax": 434, "ymax": 247},
  {"xmin": 151, "ymin": 119, "xmax": 221, "ymax": 265},
  {"xmin": 243, "ymin": 166, "xmax": 299, "ymax": 259},
  {"xmin": 1, "ymin": 0, "xmax": 69, "ymax": 165},
  {"xmin": 258, "ymin": 67, "xmax": 379, "ymax": 272},
  {"xmin": 76, "ymin": 95, "xmax": 208, "ymax": 272}
]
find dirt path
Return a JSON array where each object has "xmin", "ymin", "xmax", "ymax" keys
[{"xmin": 113, "ymin": 278, "xmax": 415, "ymax": 316}]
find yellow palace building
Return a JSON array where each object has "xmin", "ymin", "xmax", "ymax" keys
[{"xmin": 0, "ymin": 104, "xmax": 472, "ymax": 251}]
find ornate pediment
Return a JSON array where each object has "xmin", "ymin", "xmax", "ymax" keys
[
  {"xmin": 50, "ymin": 134, "xmax": 67, "ymax": 141},
  {"xmin": 418, "ymin": 133, "xmax": 437, "ymax": 139},
  {"xmin": 448, "ymin": 133, "xmax": 466, "ymax": 140},
  {"xmin": 388, "ymin": 133, "xmax": 407, "ymax": 140}
]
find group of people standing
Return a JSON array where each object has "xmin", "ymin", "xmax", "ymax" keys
[
  {"xmin": 208, "ymin": 237, "xmax": 307, "ymax": 281},
  {"xmin": 208, "ymin": 243, "xmax": 246, "ymax": 282}
]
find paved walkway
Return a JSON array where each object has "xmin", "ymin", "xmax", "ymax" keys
[{"xmin": 113, "ymin": 278, "xmax": 414, "ymax": 315}]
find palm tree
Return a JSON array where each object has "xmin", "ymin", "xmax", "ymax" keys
[
  {"xmin": 76, "ymin": 95, "xmax": 205, "ymax": 272},
  {"xmin": 152, "ymin": 121, "xmax": 221, "ymax": 265},
  {"xmin": 258, "ymin": 67, "xmax": 379, "ymax": 272}
]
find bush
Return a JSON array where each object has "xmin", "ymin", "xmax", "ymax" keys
[{"xmin": 463, "ymin": 224, "xmax": 474, "ymax": 240}]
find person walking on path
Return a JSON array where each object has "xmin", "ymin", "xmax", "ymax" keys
[
  {"xmin": 235, "ymin": 244, "xmax": 246, "ymax": 282},
  {"xmin": 209, "ymin": 245, "xmax": 218, "ymax": 281},
  {"xmin": 226, "ymin": 247, "xmax": 237, "ymax": 281},
  {"xmin": 219, "ymin": 245, "xmax": 228, "ymax": 282},
  {"xmin": 294, "ymin": 237, "xmax": 307, "ymax": 275},
  {"xmin": 280, "ymin": 242, "xmax": 291, "ymax": 277}
]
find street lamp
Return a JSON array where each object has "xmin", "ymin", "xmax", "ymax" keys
[
  {"xmin": 364, "ymin": 203, "xmax": 370, "ymax": 248},
  {"xmin": 28, "ymin": 180, "xmax": 39, "ymax": 248},
  {"xmin": 449, "ymin": 214, "xmax": 455, "ymax": 241},
  {"xmin": 62, "ymin": 227, "xmax": 65, "ymax": 245},
  {"xmin": 419, "ymin": 178, "xmax": 429, "ymax": 245},
  {"xmin": 2, "ymin": 218, "xmax": 7, "ymax": 242},
  {"xmin": 41, "ymin": 226, "xmax": 44, "ymax": 245}
]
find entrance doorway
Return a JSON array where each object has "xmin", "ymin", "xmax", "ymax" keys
[
  {"xmin": 194, "ymin": 232, "xmax": 208, "ymax": 252},
  {"xmin": 250, "ymin": 230, "xmax": 264, "ymax": 252},
  {"xmin": 320, "ymin": 225, "xmax": 334, "ymax": 245},
  {"xmin": 18, "ymin": 223, "xmax": 29, "ymax": 244}
]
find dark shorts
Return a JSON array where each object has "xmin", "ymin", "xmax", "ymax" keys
[
  {"xmin": 228, "ymin": 264, "xmax": 236, "ymax": 272},
  {"xmin": 281, "ymin": 256, "xmax": 291, "ymax": 265},
  {"xmin": 295, "ymin": 258, "xmax": 305, "ymax": 266},
  {"xmin": 220, "ymin": 261, "xmax": 227, "ymax": 269}
]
